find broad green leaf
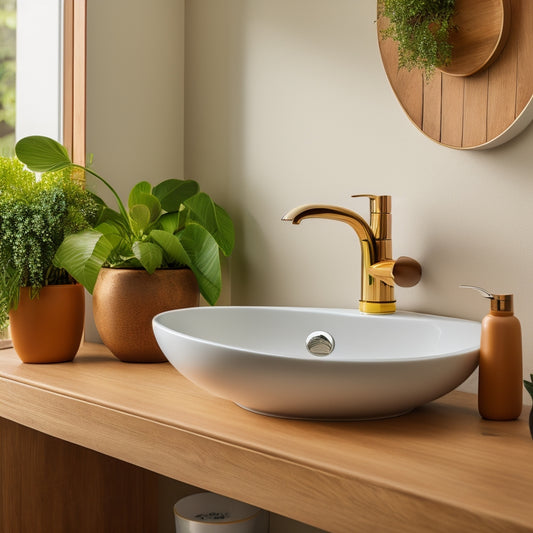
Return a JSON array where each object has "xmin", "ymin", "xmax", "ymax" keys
[
  {"xmin": 95, "ymin": 220, "xmax": 124, "ymax": 236},
  {"xmin": 150, "ymin": 229, "xmax": 190, "ymax": 266},
  {"xmin": 128, "ymin": 181, "xmax": 152, "ymax": 209},
  {"xmin": 184, "ymin": 192, "xmax": 216, "ymax": 229},
  {"xmin": 95, "ymin": 205, "xmax": 129, "ymax": 232},
  {"xmin": 15, "ymin": 135, "xmax": 72, "ymax": 172},
  {"xmin": 158, "ymin": 212, "xmax": 182, "ymax": 234},
  {"xmin": 152, "ymin": 179, "xmax": 199, "ymax": 212},
  {"xmin": 132, "ymin": 241, "xmax": 163, "ymax": 273},
  {"xmin": 178, "ymin": 224, "xmax": 221, "ymax": 305},
  {"xmin": 152, "ymin": 225, "xmax": 221, "ymax": 304},
  {"xmin": 53, "ymin": 229, "xmax": 115, "ymax": 294},
  {"xmin": 129, "ymin": 204, "xmax": 151, "ymax": 234},
  {"xmin": 136, "ymin": 193, "xmax": 161, "ymax": 222},
  {"xmin": 111, "ymin": 257, "xmax": 142, "ymax": 269},
  {"xmin": 185, "ymin": 193, "xmax": 235, "ymax": 256},
  {"xmin": 213, "ymin": 203, "xmax": 235, "ymax": 256},
  {"xmin": 128, "ymin": 182, "xmax": 161, "ymax": 227}
]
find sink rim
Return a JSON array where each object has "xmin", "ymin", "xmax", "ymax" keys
[
  {"xmin": 153, "ymin": 306, "xmax": 481, "ymax": 420},
  {"xmin": 153, "ymin": 306, "xmax": 481, "ymax": 363}
]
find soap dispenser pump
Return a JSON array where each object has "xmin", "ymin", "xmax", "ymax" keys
[{"xmin": 461, "ymin": 285, "xmax": 523, "ymax": 420}]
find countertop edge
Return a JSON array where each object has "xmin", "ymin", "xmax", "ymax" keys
[{"xmin": 0, "ymin": 344, "xmax": 532, "ymax": 532}]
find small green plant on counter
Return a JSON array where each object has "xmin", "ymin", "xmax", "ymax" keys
[
  {"xmin": 524, "ymin": 375, "xmax": 533, "ymax": 400},
  {"xmin": 0, "ymin": 157, "xmax": 99, "ymax": 329},
  {"xmin": 15, "ymin": 136, "xmax": 235, "ymax": 306},
  {"xmin": 378, "ymin": 0, "xmax": 456, "ymax": 79}
]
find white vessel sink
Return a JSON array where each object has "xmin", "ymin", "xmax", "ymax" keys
[{"xmin": 153, "ymin": 307, "xmax": 480, "ymax": 420}]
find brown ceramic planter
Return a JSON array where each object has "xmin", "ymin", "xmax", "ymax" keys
[
  {"xmin": 9, "ymin": 284, "xmax": 85, "ymax": 363},
  {"xmin": 93, "ymin": 268, "xmax": 199, "ymax": 363}
]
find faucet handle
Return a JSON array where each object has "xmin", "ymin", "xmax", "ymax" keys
[
  {"xmin": 393, "ymin": 256, "xmax": 422, "ymax": 287},
  {"xmin": 351, "ymin": 194, "xmax": 391, "ymax": 214},
  {"xmin": 368, "ymin": 256, "xmax": 422, "ymax": 288}
]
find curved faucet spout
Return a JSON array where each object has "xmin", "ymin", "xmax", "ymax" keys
[
  {"xmin": 282, "ymin": 196, "xmax": 422, "ymax": 314},
  {"xmin": 282, "ymin": 203, "xmax": 379, "ymax": 308},
  {"xmin": 282, "ymin": 204, "xmax": 376, "ymax": 251}
]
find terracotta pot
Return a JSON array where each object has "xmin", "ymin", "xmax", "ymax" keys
[
  {"xmin": 93, "ymin": 268, "xmax": 199, "ymax": 363},
  {"xmin": 9, "ymin": 284, "xmax": 85, "ymax": 363}
]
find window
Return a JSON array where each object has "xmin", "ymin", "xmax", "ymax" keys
[
  {"xmin": 1, "ymin": 0, "xmax": 67, "ymax": 347},
  {"xmin": 0, "ymin": 0, "xmax": 15, "ymax": 156}
]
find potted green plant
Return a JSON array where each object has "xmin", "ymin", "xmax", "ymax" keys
[
  {"xmin": 0, "ymin": 156, "xmax": 99, "ymax": 363},
  {"xmin": 15, "ymin": 135, "xmax": 235, "ymax": 363},
  {"xmin": 378, "ymin": 0, "xmax": 456, "ymax": 79},
  {"xmin": 524, "ymin": 375, "xmax": 533, "ymax": 439}
]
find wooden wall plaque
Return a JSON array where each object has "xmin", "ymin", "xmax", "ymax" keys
[{"xmin": 378, "ymin": 0, "xmax": 533, "ymax": 149}]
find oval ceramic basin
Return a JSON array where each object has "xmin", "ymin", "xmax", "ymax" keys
[{"xmin": 153, "ymin": 307, "xmax": 480, "ymax": 420}]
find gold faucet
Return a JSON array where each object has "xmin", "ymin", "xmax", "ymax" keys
[{"xmin": 282, "ymin": 195, "xmax": 421, "ymax": 314}]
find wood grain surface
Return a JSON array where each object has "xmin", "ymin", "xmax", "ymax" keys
[
  {"xmin": 378, "ymin": 0, "xmax": 533, "ymax": 149},
  {"xmin": 0, "ymin": 344, "xmax": 532, "ymax": 532},
  {"xmin": 439, "ymin": 0, "xmax": 510, "ymax": 77},
  {"xmin": 0, "ymin": 418, "xmax": 157, "ymax": 533}
]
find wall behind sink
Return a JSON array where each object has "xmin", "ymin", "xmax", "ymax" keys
[
  {"xmin": 86, "ymin": 1, "xmax": 533, "ymax": 400},
  {"xmin": 184, "ymin": 0, "xmax": 533, "ymax": 400}
]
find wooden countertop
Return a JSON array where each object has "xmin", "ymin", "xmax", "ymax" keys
[{"xmin": 0, "ymin": 343, "xmax": 532, "ymax": 532}]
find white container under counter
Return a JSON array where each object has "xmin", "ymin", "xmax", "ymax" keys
[{"xmin": 174, "ymin": 492, "xmax": 269, "ymax": 533}]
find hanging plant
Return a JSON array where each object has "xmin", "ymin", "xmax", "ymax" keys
[{"xmin": 378, "ymin": 0, "xmax": 456, "ymax": 79}]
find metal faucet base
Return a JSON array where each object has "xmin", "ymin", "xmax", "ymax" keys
[{"xmin": 359, "ymin": 301, "xmax": 396, "ymax": 314}]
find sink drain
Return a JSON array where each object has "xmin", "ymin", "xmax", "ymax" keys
[{"xmin": 306, "ymin": 331, "xmax": 335, "ymax": 356}]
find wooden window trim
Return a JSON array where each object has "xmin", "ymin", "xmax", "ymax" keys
[{"xmin": 63, "ymin": 0, "xmax": 86, "ymax": 166}]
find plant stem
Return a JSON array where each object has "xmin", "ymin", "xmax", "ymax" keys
[{"xmin": 71, "ymin": 163, "xmax": 131, "ymax": 230}]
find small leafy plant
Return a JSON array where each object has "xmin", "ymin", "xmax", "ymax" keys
[
  {"xmin": 0, "ymin": 157, "xmax": 98, "ymax": 329},
  {"xmin": 525, "ymin": 375, "xmax": 533, "ymax": 400},
  {"xmin": 378, "ymin": 0, "xmax": 456, "ymax": 79},
  {"xmin": 15, "ymin": 136, "xmax": 235, "ymax": 306}
]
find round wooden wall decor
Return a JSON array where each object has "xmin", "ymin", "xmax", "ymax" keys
[
  {"xmin": 438, "ymin": 0, "xmax": 510, "ymax": 77},
  {"xmin": 378, "ymin": 0, "xmax": 533, "ymax": 150}
]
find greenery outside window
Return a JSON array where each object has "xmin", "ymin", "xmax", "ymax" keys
[
  {"xmin": 0, "ymin": 0, "xmax": 14, "ymax": 346},
  {"xmin": 0, "ymin": 0, "xmax": 15, "ymax": 157}
]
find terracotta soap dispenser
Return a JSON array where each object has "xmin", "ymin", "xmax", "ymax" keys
[{"xmin": 462, "ymin": 285, "xmax": 523, "ymax": 420}]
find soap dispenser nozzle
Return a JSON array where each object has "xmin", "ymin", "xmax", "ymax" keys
[{"xmin": 460, "ymin": 285, "xmax": 513, "ymax": 313}]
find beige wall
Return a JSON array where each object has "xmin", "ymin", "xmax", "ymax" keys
[
  {"xmin": 87, "ymin": 0, "xmax": 185, "ymax": 193},
  {"xmin": 88, "ymin": 0, "xmax": 533, "ymax": 384},
  {"xmin": 85, "ymin": 2, "xmax": 532, "ymax": 530},
  {"xmin": 86, "ymin": 4, "xmax": 327, "ymax": 531},
  {"xmin": 85, "ymin": 2, "xmax": 533, "ymax": 395},
  {"xmin": 86, "ymin": 0, "xmax": 533, "ymax": 393},
  {"xmin": 85, "ymin": 0, "xmax": 185, "ymax": 341},
  {"xmin": 185, "ymin": 0, "xmax": 533, "ymax": 399}
]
